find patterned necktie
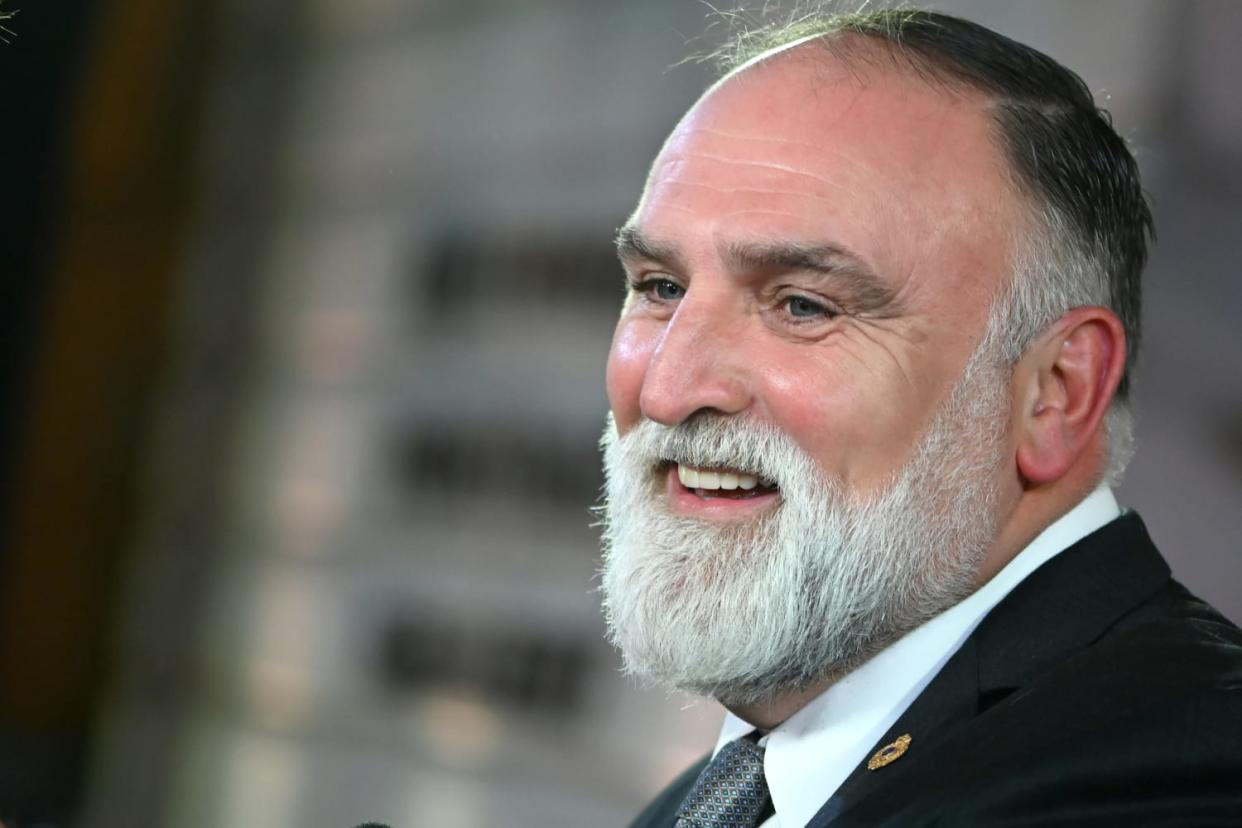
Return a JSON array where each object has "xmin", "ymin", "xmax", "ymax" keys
[{"xmin": 674, "ymin": 735, "xmax": 771, "ymax": 827}]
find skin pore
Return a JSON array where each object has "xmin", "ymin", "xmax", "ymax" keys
[{"xmin": 604, "ymin": 42, "xmax": 1126, "ymax": 729}]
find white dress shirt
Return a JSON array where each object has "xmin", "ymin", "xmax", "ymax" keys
[{"xmin": 712, "ymin": 486, "xmax": 1123, "ymax": 828}]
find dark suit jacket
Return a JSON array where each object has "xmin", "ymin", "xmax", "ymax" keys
[{"xmin": 631, "ymin": 513, "xmax": 1242, "ymax": 826}]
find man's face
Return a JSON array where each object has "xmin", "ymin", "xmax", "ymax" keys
[
  {"xmin": 599, "ymin": 53, "xmax": 1026, "ymax": 701},
  {"xmin": 608, "ymin": 56, "xmax": 1021, "ymax": 492}
]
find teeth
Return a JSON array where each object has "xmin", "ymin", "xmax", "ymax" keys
[{"xmin": 676, "ymin": 463, "xmax": 770, "ymax": 492}]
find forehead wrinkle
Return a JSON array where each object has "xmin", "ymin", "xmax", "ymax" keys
[
  {"xmin": 649, "ymin": 149, "xmax": 877, "ymax": 207},
  {"xmin": 650, "ymin": 162, "xmax": 864, "ymax": 202},
  {"xmin": 673, "ymin": 151, "xmax": 843, "ymax": 182},
  {"xmin": 676, "ymin": 126, "xmax": 836, "ymax": 153},
  {"xmin": 651, "ymin": 180, "xmax": 853, "ymax": 201},
  {"xmin": 659, "ymin": 141, "xmax": 874, "ymax": 176}
]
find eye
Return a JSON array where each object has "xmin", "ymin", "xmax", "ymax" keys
[
  {"xmin": 630, "ymin": 277, "xmax": 686, "ymax": 302},
  {"xmin": 654, "ymin": 280, "xmax": 685, "ymax": 301},
  {"xmin": 784, "ymin": 295, "xmax": 835, "ymax": 319}
]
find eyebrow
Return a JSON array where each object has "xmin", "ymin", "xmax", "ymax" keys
[
  {"xmin": 615, "ymin": 225, "xmax": 685, "ymax": 271},
  {"xmin": 615, "ymin": 225, "xmax": 901, "ymax": 314}
]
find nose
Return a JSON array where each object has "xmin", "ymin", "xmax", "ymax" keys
[{"xmin": 638, "ymin": 290, "xmax": 753, "ymax": 426}]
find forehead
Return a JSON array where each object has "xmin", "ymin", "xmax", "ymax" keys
[{"xmin": 634, "ymin": 50, "xmax": 1023, "ymax": 317}]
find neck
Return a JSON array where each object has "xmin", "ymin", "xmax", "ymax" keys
[
  {"xmin": 976, "ymin": 468, "xmax": 1102, "ymax": 585},
  {"xmin": 724, "ymin": 679, "xmax": 839, "ymax": 730}
]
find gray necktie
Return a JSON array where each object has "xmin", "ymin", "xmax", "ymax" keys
[{"xmin": 674, "ymin": 735, "xmax": 771, "ymax": 827}]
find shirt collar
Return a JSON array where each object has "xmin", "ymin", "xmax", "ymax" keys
[{"xmin": 713, "ymin": 486, "xmax": 1122, "ymax": 828}]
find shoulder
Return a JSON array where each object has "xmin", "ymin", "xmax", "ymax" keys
[
  {"xmin": 943, "ymin": 681, "xmax": 1242, "ymax": 825},
  {"xmin": 980, "ymin": 577, "xmax": 1242, "ymax": 771},
  {"xmin": 836, "ymin": 580, "xmax": 1242, "ymax": 827},
  {"xmin": 936, "ymin": 582, "xmax": 1242, "ymax": 824},
  {"xmin": 1066, "ymin": 578, "xmax": 1242, "ymax": 706}
]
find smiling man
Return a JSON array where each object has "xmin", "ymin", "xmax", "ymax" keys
[{"xmin": 598, "ymin": 9, "xmax": 1242, "ymax": 828}]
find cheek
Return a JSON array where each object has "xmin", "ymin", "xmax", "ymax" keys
[
  {"xmin": 762, "ymin": 359, "xmax": 927, "ymax": 487},
  {"xmin": 606, "ymin": 319, "xmax": 658, "ymax": 432},
  {"xmin": 769, "ymin": 370, "xmax": 865, "ymax": 457}
]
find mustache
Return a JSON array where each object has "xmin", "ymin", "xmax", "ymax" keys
[{"xmin": 606, "ymin": 413, "xmax": 807, "ymax": 486}]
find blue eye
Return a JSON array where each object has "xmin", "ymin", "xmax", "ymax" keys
[
  {"xmin": 654, "ymin": 280, "xmax": 685, "ymax": 301},
  {"xmin": 786, "ymin": 295, "xmax": 830, "ymax": 318},
  {"xmin": 630, "ymin": 278, "xmax": 685, "ymax": 302}
]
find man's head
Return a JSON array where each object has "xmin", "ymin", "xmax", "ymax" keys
[{"xmin": 599, "ymin": 10, "xmax": 1152, "ymax": 711}]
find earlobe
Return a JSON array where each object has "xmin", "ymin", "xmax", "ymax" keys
[{"xmin": 1014, "ymin": 308, "xmax": 1126, "ymax": 487}]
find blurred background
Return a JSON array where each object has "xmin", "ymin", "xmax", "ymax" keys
[{"xmin": 1, "ymin": 0, "xmax": 1239, "ymax": 826}]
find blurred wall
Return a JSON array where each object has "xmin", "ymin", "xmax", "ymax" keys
[
  {"xmin": 0, "ymin": 0, "xmax": 209, "ymax": 823},
  {"xmin": 3, "ymin": 1, "xmax": 1233, "ymax": 827}
]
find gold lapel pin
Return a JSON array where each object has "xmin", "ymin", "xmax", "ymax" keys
[{"xmin": 867, "ymin": 733, "xmax": 912, "ymax": 770}]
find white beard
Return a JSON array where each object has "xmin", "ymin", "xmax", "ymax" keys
[{"xmin": 598, "ymin": 347, "xmax": 1011, "ymax": 706}]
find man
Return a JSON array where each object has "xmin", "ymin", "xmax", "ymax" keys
[{"xmin": 597, "ymin": 9, "xmax": 1242, "ymax": 828}]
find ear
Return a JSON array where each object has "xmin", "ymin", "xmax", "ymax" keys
[{"xmin": 1014, "ymin": 307, "xmax": 1127, "ymax": 486}]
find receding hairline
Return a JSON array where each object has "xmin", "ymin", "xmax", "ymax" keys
[
  {"xmin": 701, "ymin": 30, "xmax": 1040, "ymax": 260},
  {"xmin": 711, "ymin": 25, "xmax": 994, "ymax": 101},
  {"xmin": 705, "ymin": 29, "xmax": 1028, "ymax": 186},
  {"xmin": 703, "ymin": 22, "xmax": 1107, "ymax": 234}
]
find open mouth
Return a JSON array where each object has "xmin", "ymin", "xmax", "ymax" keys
[{"xmin": 667, "ymin": 462, "xmax": 779, "ymax": 500}]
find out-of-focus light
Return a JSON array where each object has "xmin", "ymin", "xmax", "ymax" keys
[
  {"xmin": 246, "ymin": 658, "xmax": 315, "ymax": 732},
  {"xmin": 274, "ymin": 478, "xmax": 346, "ymax": 558},
  {"xmin": 219, "ymin": 729, "xmax": 305, "ymax": 828},
  {"xmin": 406, "ymin": 771, "xmax": 487, "ymax": 828},
  {"xmin": 299, "ymin": 307, "xmax": 369, "ymax": 385},
  {"xmin": 242, "ymin": 570, "xmax": 324, "ymax": 729},
  {"xmin": 271, "ymin": 405, "xmax": 362, "ymax": 558},
  {"xmin": 416, "ymin": 691, "xmax": 503, "ymax": 769}
]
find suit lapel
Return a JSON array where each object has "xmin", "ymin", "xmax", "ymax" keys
[
  {"xmin": 806, "ymin": 513, "xmax": 1171, "ymax": 827},
  {"xmin": 805, "ymin": 634, "xmax": 982, "ymax": 826}
]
